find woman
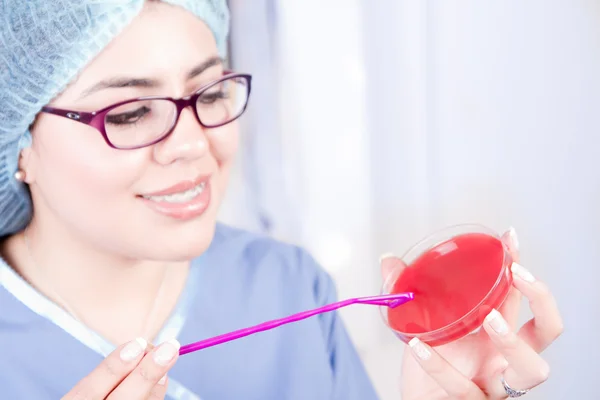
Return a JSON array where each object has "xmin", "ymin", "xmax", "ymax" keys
[{"xmin": 0, "ymin": 1, "xmax": 563, "ymax": 399}]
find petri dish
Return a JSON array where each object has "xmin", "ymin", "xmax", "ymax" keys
[{"xmin": 381, "ymin": 224, "xmax": 513, "ymax": 347}]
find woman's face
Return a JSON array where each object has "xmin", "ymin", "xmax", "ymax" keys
[{"xmin": 24, "ymin": 2, "xmax": 239, "ymax": 261}]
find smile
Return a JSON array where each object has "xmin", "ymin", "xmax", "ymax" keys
[
  {"xmin": 142, "ymin": 181, "xmax": 206, "ymax": 203},
  {"xmin": 139, "ymin": 176, "xmax": 212, "ymax": 220}
]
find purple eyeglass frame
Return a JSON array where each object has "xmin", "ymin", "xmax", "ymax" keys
[{"xmin": 39, "ymin": 71, "xmax": 252, "ymax": 150}]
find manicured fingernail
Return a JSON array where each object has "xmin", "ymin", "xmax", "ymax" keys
[
  {"xmin": 508, "ymin": 226, "xmax": 519, "ymax": 251},
  {"xmin": 408, "ymin": 337, "xmax": 431, "ymax": 360},
  {"xmin": 153, "ymin": 339, "xmax": 180, "ymax": 366},
  {"xmin": 120, "ymin": 337, "xmax": 147, "ymax": 362},
  {"xmin": 379, "ymin": 253, "xmax": 395, "ymax": 264},
  {"xmin": 158, "ymin": 375, "xmax": 167, "ymax": 386},
  {"xmin": 511, "ymin": 262, "xmax": 535, "ymax": 283},
  {"xmin": 485, "ymin": 309, "xmax": 509, "ymax": 335}
]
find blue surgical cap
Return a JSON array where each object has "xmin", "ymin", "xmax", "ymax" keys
[{"xmin": 0, "ymin": 0, "xmax": 230, "ymax": 237}]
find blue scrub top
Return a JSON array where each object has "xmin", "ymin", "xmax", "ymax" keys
[{"xmin": 0, "ymin": 224, "xmax": 379, "ymax": 399}]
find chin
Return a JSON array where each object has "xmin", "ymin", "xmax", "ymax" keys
[{"xmin": 136, "ymin": 218, "xmax": 218, "ymax": 262}]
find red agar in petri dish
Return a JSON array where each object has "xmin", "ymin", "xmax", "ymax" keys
[{"xmin": 382, "ymin": 224, "xmax": 513, "ymax": 347}]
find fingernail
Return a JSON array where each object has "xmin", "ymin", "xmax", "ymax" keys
[
  {"xmin": 120, "ymin": 337, "xmax": 148, "ymax": 362},
  {"xmin": 158, "ymin": 375, "xmax": 167, "ymax": 386},
  {"xmin": 153, "ymin": 339, "xmax": 180, "ymax": 366},
  {"xmin": 408, "ymin": 337, "xmax": 431, "ymax": 360},
  {"xmin": 511, "ymin": 262, "xmax": 535, "ymax": 283},
  {"xmin": 508, "ymin": 226, "xmax": 519, "ymax": 251},
  {"xmin": 379, "ymin": 253, "xmax": 395, "ymax": 264},
  {"xmin": 485, "ymin": 309, "xmax": 509, "ymax": 335}
]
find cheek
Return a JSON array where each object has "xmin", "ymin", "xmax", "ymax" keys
[
  {"xmin": 32, "ymin": 124, "xmax": 148, "ymax": 217},
  {"xmin": 207, "ymin": 124, "xmax": 239, "ymax": 186},
  {"xmin": 208, "ymin": 123, "xmax": 239, "ymax": 165}
]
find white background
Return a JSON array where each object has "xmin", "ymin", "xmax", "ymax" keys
[{"xmin": 223, "ymin": 1, "xmax": 599, "ymax": 398}]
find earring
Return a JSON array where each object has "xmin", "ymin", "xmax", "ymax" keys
[{"xmin": 14, "ymin": 170, "xmax": 26, "ymax": 182}]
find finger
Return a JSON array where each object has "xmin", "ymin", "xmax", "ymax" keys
[
  {"xmin": 108, "ymin": 339, "xmax": 180, "ymax": 399},
  {"xmin": 501, "ymin": 226, "xmax": 520, "ymax": 263},
  {"xmin": 483, "ymin": 309, "xmax": 550, "ymax": 395},
  {"xmin": 62, "ymin": 338, "xmax": 148, "ymax": 400},
  {"xmin": 407, "ymin": 338, "xmax": 487, "ymax": 399},
  {"xmin": 148, "ymin": 376, "xmax": 169, "ymax": 399},
  {"xmin": 145, "ymin": 342, "xmax": 167, "ymax": 400},
  {"xmin": 511, "ymin": 263, "xmax": 564, "ymax": 352},
  {"xmin": 379, "ymin": 253, "xmax": 405, "ymax": 281},
  {"xmin": 497, "ymin": 286, "xmax": 522, "ymax": 331},
  {"xmin": 499, "ymin": 227, "xmax": 522, "ymax": 328}
]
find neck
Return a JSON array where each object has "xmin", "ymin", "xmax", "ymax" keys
[
  {"xmin": 6, "ymin": 216, "xmax": 190, "ymax": 343},
  {"xmin": 26, "ymin": 217, "xmax": 185, "ymax": 304}
]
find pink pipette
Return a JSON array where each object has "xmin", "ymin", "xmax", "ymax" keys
[{"xmin": 179, "ymin": 292, "xmax": 414, "ymax": 356}]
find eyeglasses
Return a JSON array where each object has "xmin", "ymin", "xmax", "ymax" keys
[{"xmin": 40, "ymin": 72, "xmax": 252, "ymax": 150}]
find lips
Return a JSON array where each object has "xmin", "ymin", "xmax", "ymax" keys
[
  {"xmin": 142, "ymin": 175, "xmax": 211, "ymax": 197},
  {"xmin": 138, "ymin": 175, "xmax": 213, "ymax": 220}
]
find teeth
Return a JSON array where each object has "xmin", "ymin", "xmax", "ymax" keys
[{"xmin": 144, "ymin": 182, "xmax": 206, "ymax": 203}]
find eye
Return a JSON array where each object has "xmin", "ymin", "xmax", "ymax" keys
[
  {"xmin": 106, "ymin": 106, "xmax": 151, "ymax": 125},
  {"xmin": 197, "ymin": 90, "xmax": 229, "ymax": 105}
]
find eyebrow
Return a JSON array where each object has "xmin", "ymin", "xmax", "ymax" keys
[{"xmin": 78, "ymin": 56, "xmax": 224, "ymax": 99}]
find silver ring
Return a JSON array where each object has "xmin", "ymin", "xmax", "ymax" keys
[{"xmin": 501, "ymin": 375, "xmax": 531, "ymax": 398}]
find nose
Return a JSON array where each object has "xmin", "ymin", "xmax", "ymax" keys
[{"xmin": 152, "ymin": 108, "xmax": 209, "ymax": 165}]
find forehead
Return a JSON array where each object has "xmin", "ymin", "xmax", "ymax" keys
[{"xmin": 69, "ymin": 2, "xmax": 220, "ymax": 93}]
